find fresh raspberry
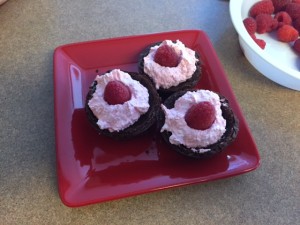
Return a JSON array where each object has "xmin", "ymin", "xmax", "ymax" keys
[
  {"xmin": 285, "ymin": 3, "xmax": 300, "ymax": 20},
  {"xmin": 277, "ymin": 24, "xmax": 299, "ymax": 42},
  {"xmin": 104, "ymin": 80, "xmax": 131, "ymax": 105},
  {"xmin": 243, "ymin": 17, "xmax": 257, "ymax": 34},
  {"xmin": 293, "ymin": 38, "xmax": 300, "ymax": 53},
  {"xmin": 184, "ymin": 101, "xmax": 216, "ymax": 130},
  {"xmin": 275, "ymin": 11, "xmax": 292, "ymax": 27},
  {"xmin": 249, "ymin": 0, "xmax": 275, "ymax": 18},
  {"xmin": 256, "ymin": 14, "xmax": 278, "ymax": 33},
  {"xmin": 254, "ymin": 38, "xmax": 267, "ymax": 49},
  {"xmin": 293, "ymin": 17, "xmax": 300, "ymax": 32},
  {"xmin": 272, "ymin": 0, "xmax": 291, "ymax": 12},
  {"xmin": 249, "ymin": 32, "xmax": 267, "ymax": 49},
  {"xmin": 154, "ymin": 44, "xmax": 180, "ymax": 67},
  {"xmin": 250, "ymin": 33, "xmax": 257, "ymax": 40}
]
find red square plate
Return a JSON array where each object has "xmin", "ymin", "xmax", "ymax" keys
[{"xmin": 53, "ymin": 30, "xmax": 260, "ymax": 207}]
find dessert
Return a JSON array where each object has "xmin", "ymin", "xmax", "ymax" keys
[
  {"xmin": 158, "ymin": 89, "xmax": 239, "ymax": 158},
  {"xmin": 85, "ymin": 69, "xmax": 160, "ymax": 139},
  {"xmin": 138, "ymin": 40, "xmax": 201, "ymax": 97}
]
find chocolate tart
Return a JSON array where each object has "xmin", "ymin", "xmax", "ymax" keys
[
  {"xmin": 157, "ymin": 90, "xmax": 239, "ymax": 159},
  {"xmin": 138, "ymin": 41, "xmax": 202, "ymax": 98},
  {"xmin": 85, "ymin": 71, "xmax": 161, "ymax": 140}
]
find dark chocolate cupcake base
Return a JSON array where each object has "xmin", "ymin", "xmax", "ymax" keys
[
  {"xmin": 138, "ymin": 41, "xmax": 202, "ymax": 99},
  {"xmin": 85, "ymin": 71, "xmax": 161, "ymax": 140},
  {"xmin": 157, "ymin": 90, "xmax": 239, "ymax": 159}
]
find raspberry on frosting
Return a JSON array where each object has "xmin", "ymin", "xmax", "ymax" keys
[
  {"xmin": 160, "ymin": 90, "xmax": 226, "ymax": 148},
  {"xmin": 104, "ymin": 80, "xmax": 131, "ymax": 105},
  {"xmin": 143, "ymin": 40, "xmax": 198, "ymax": 89},
  {"xmin": 184, "ymin": 102, "xmax": 216, "ymax": 130},
  {"xmin": 154, "ymin": 44, "xmax": 181, "ymax": 67},
  {"xmin": 88, "ymin": 69, "xmax": 150, "ymax": 132}
]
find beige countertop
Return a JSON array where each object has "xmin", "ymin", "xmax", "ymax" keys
[{"xmin": 0, "ymin": 0, "xmax": 299, "ymax": 224}]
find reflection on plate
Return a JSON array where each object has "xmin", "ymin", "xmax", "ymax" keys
[{"xmin": 53, "ymin": 30, "xmax": 260, "ymax": 207}]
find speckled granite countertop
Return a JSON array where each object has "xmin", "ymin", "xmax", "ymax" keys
[{"xmin": 0, "ymin": 0, "xmax": 299, "ymax": 224}]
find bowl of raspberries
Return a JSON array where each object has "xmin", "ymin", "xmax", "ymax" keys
[{"xmin": 230, "ymin": 0, "xmax": 300, "ymax": 91}]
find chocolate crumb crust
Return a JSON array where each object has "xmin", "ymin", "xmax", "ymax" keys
[
  {"xmin": 85, "ymin": 71, "xmax": 161, "ymax": 140},
  {"xmin": 157, "ymin": 90, "xmax": 239, "ymax": 159},
  {"xmin": 138, "ymin": 41, "xmax": 202, "ymax": 98}
]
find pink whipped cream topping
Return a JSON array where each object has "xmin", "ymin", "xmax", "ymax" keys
[
  {"xmin": 161, "ymin": 90, "xmax": 226, "ymax": 151},
  {"xmin": 143, "ymin": 40, "xmax": 198, "ymax": 89},
  {"xmin": 88, "ymin": 69, "xmax": 150, "ymax": 132}
]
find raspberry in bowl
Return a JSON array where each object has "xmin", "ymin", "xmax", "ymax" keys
[
  {"xmin": 230, "ymin": 0, "xmax": 300, "ymax": 91},
  {"xmin": 85, "ymin": 69, "xmax": 160, "ymax": 139}
]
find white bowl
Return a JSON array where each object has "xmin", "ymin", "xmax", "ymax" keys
[
  {"xmin": 229, "ymin": 0, "xmax": 300, "ymax": 91},
  {"xmin": 0, "ymin": 0, "xmax": 8, "ymax": 5}
]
